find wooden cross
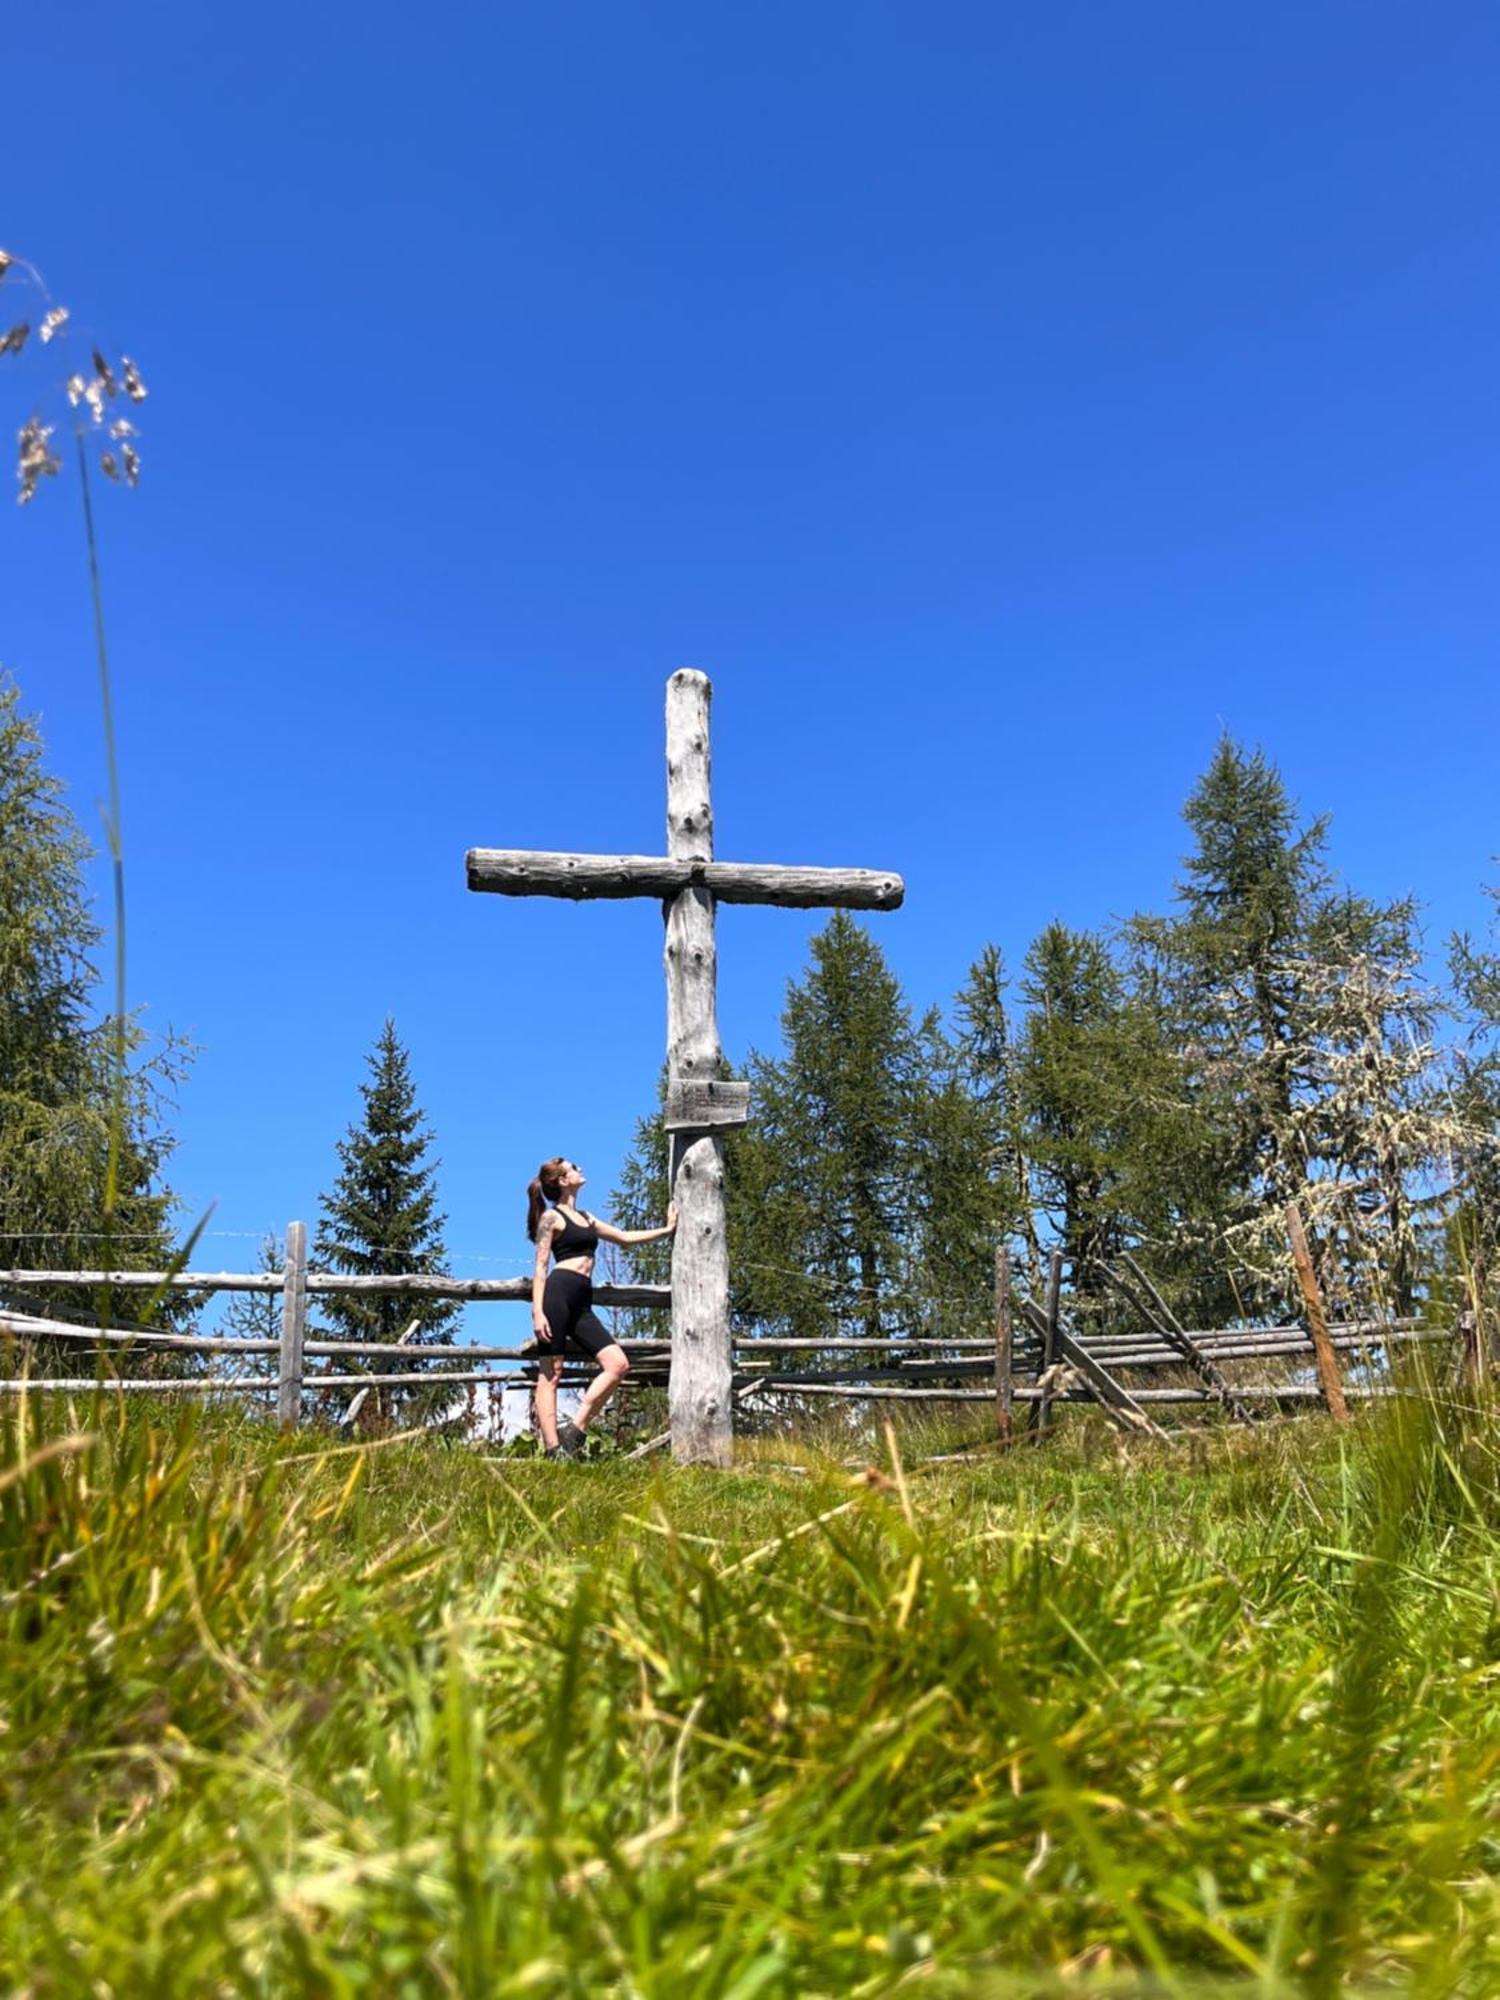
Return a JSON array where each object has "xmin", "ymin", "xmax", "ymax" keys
[{"xmin": 466, "ymin": 669, "xmax": 904, "ymax": 1465}]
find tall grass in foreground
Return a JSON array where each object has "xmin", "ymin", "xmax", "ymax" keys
[{"xmin": 3, "ymin": 1396, "xmax": 1500, "ymax": 1995}]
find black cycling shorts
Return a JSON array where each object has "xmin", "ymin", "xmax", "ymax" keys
[{"xmin": 538, "ymin": 1269, "xmax": 617, "ymax": 1360}]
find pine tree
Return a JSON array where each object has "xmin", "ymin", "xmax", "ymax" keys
[
  {"xmin": 314, "ymin": 1021, "xmax": 460, "ymax": 1409},
  {"xmin": 0, "ymin": 671, "xmax": 187, "ymax": 1322}
]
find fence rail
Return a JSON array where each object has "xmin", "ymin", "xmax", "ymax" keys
[
  {"xmin": 0, "ymin": 1268, "xmax": 672, "ymax": 1305},
  {"xmin": 0, "ymin": 1218, "xmax": 1469, "ymax": 1439}
]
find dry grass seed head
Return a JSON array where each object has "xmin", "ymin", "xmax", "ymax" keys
[
  {"xmin": 17, "ymin": 416, "xmax": 61, "ymax": 505},
  {"xmin": 1, "ymin": 255, "xmax": 145, "ymax": 494}
]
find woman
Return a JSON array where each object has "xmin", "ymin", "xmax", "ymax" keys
[{"xmin": 526, "ymin": 1156, "xmax": 677, "ymax": 1459}]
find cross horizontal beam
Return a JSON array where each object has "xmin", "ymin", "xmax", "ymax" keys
[{"xmin": 466, "ymin": 849, "xmax": 904, "ymax": 911}]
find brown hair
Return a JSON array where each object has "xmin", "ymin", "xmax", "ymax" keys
[{"xmin": 526, "ymin": 1157, "xmax": 569, "ymax": 1241}]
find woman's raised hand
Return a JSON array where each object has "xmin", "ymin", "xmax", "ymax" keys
[{"xmin": 666, "ymin": 1202, "xmax": 679, "ymax": 1232}]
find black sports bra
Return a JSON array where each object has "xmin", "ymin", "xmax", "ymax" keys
[{"xmin": 552, "ymin": 1208, "xmax": 599, "ymax": 1260}]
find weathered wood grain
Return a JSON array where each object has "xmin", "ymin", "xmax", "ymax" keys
[
  {"xmin": 1285, "ymin": 1202, "xmax": 1350, "ymax": 1425},
  {"xmin": 0, "ymin": 1268, "xmax": 286, "ymax": 1291},
  {"xmin": 1105, "ymin": 1254, "xmax": 1257, "ymax": 1424},
  {"xmin": 339, "ymin": 1317, "xmax": 419, "ymax": 1431},
  {"xmin": 277, "ymin": 1221, "xmax": 307, "ymax": 1430},
  {"xmin": 664, "ymin": 1077, "xmax": 751, "ymax": 1132},
  {"xmin": 0, "ymin": 1269, "xmax": 665, "ymax": 1308},
  {"xmin": 994, "ymin": 1246, "xmax": 1013, "ymax": 1444},
  {"xmin": 466, "ymin": 849, "xmax": 904, "ymax": 910},
  {"xmin": 302, "ymin": 1275, "xmax": 671, "ymax": 1304},
  {"xmin": 664, "ymin": 670, "xmax": 734, "ymax": 1465},
  {"xmin": 1035, "ymin": 1251, "xmax": 1063, "ymax": 1435},
  {"xmin": 1017, "ymin": 1294, "xmax": 1169, "ymax": 1438}
]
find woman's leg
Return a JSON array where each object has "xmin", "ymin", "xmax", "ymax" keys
[
  {"xmin": 575, "ymin": 1343, "xmax": 630, "ymax": 1431},
  {"xmin": 536, "ymin": 1270, "xmax": 585, "ymax": 1450},
  {"xmin": 534, "ymin": 1354, "xmax": 562, "ymax": 1449}
]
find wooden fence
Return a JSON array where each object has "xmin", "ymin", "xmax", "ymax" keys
[{"xmin": 0, "ymin": 1210, "xmax": 1469, "ymax": 1440}]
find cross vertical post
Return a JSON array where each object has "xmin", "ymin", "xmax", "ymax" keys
[
  {"xmin": 465, "ymin": 670, "xmax": 903, "ymax": 1466},
  {"xmin": 663, "ymin": 670, "xmax": 733, "ymax": 1464}
]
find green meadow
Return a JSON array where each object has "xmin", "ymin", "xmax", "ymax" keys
[{"xmin": 3, "ymin": 1394, "xmax": 1499, "ymax": 1996}]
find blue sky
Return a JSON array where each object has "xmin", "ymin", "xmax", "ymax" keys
[{"xmin": 4, "ymin": 2, "xmax": 1498, "ymax": 1301}]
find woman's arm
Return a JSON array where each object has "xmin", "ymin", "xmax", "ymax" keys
[
  {"xmin": 592, "ymin": 1202, "xmax": 679, "ymax": 1249},
  {"xmin": 532, "ymin": 1215, "xmax": 560, "ymax": 1337}
]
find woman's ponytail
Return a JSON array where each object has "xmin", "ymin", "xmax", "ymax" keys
[{"xmin": 525, "ymin": 1157, "xmax": 569, "ymax": 1241}]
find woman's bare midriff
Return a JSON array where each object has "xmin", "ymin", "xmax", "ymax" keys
[{"xmin": 556, "ymin": 1256, "xmax": 594, "ymax": 1276}]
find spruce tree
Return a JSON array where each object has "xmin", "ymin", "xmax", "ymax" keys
[
  {"xmin": 314, "ymin": 1021, "xmax": 460, "ymax": 1405},
  {"xmin": 0, "ymin": 671, "xmax": 186, "ymax": 1318},
  {"xmin": 738, "ymin": 916, "xmax": 921, "ymax": 1340}
]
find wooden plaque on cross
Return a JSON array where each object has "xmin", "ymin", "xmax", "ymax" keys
[{"xmin": 466, "ymin": 670, "xmax": 904, "ymax": 1465}]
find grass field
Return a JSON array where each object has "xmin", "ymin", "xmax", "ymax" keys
[{"xmin": 3, "ymin": 1387, "xmax": 1499, "ymax": 1996}]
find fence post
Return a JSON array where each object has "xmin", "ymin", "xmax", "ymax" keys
[
  {"xmin": 1284, "ymin": 1202, "xmax": 1349, "ymax": 1425},
  {"xmin": 1035, "ymin": 1250, "xmax": 1063, "ymax": 1436},
  {"xmin": 278, "ymin": 1221, "xmax": 307, "ymax": 1429},
  {"xmin": 994, "ymin": 1245, "xmax": 1013, "ymax": 1445}
]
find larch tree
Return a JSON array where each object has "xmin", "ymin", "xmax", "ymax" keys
[
  {"xmin": 1281, "ymin": 905, "xmax": 1453, "ymax": 1318},
  {"xmin": 1134, "ymin": 738, "xmax": 1451, "ymax": 1316},
  {"xmin": 0, "ymin": 671, "xmax": 187, "ymax": 1327},
  {"xmin": 1133, "ymin": 738, "xmax": 1333, "ymax": 1243},
  {"xmin": 899, "ymin": 947, "xmax": 1024, "ymax": 1338},
  {"xmin": 1449, "ymin": 880, "xmax": 1500, "ymax": 1322},
  {"xmin": 1009, "ymin": 922, "xmax": 1193, "ymax": 1317},
  {"xmin": 951, "ymin": 944, "xmax": 1040, "ymax": 1289},
  {"xmin": 613, "ymin": 915, "xmax": 985, "ymax": 1349}
]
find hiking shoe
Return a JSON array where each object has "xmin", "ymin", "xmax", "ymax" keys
[
  {"xmin": 557, "ymin": 1420, "xmax": 587, "ymax": 1461},
  {"xmin": 544, "ymin": 1444, "xmax": 563, "ymax": 1461}
]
